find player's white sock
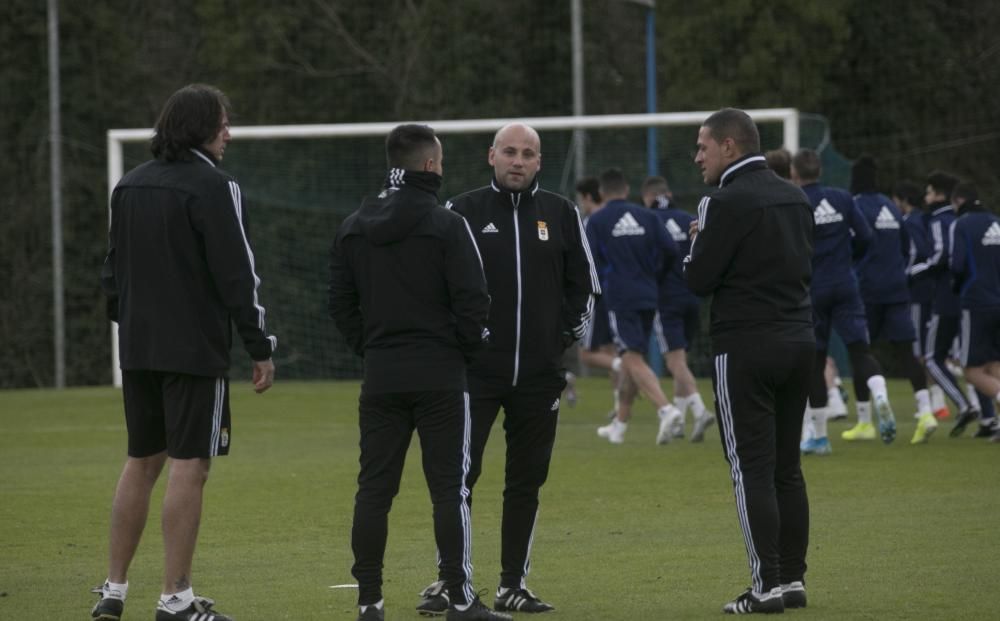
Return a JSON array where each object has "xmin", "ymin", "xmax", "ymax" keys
[
  {"xmin": 965, "ymin": 383, "xmax": 981, "ymax": 410},
  {"xmin": 809, "ymin": 406, "xmax": 828, "ymax": 438},
  {"xmin": 103, "ymin": 580, "xmax": 128, "ymax": 601},
  {"xmin": 857, "ymin": 401, "xmax": 872, "ymax": 425},
  {"xmin": 930, "ymin": 385, "xmax": 946, "ymax": 411},
  {"xmin": 159, "ymin": 587, "xmax": 194, "ymax": 612},
  {"xmin": 611, "ymin": 356, "xmax": 623, "ymax": 373},
  {"xmin": 914, "ymin": 389, "xmax": 932, "ymax": 417},
  {"xmin": 612, "ymin": 418, "xmax": 628, "ymax": 432},
  {"xmin": 867, "ymin": 375, "xmax": 889, "ymax": 402},
  {"xmin": 687, "ymin": 392, "xmax": 707, "ymax": 418},
  {"xmin": 834, "ymin": 375, "xmax": 844, "ymax": 389},
  {"xmin": 827, "ymin": 386, "xmax": 846, "ymax": 411},
  {"xmin": 673, "ymin": 395, "xmax": 688, "ymax": 414},
  {"xmin": 801, "ymin": 408, "xmax": 814, "ymax": 442},
  {"xmin": 360, "ymin": 599, "xmax": 385, "ymax": 613}
]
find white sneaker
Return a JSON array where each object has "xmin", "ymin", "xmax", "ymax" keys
[
  {"xmin": 597, "ymin": 420, "xmax": 625, "ymax": 444},
  {"xmin": 690, "ymin": 410, "xmax": 715, "ymax": 442},
  {"xmin": 656, "ymin": 406, "xmax": 683, "ymax": 445}
]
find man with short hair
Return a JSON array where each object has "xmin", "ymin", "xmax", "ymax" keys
[
  {"xmin": 893, "ymin": 180, "xmax": 952, "ymax": 420},
  {"xmin": 587, "ymin": 168, "xmax": 682, "ymax": 445},
  {"xmin": 95, "ymin": 84, "xmax": 276, "ymax": 621},
  {"xmin": 948, "ymin": 182, "xmax": 1000, "ymax": 440},
  {"xmin": 686, "ymin": 108, "xmax": 814, "ymax": 614},
  {"xmin": 910, "ymin": 171, "xmax": 984, "ymax": 434},
  {"xmin": 641, "ymin": 175, "xmax": 714, "ymax": 442},
  {"xmin": 330, "ymin": 124, "xmax": 506, "ymax": 621},
  {"xmin": 417, "ymin": 123, "xmax": 599, "ymax": 615},
  {"xmin": 792, "ymin": 149, "xmax": 897, "ymax": 452},
  {"xmin": 850, "ymin": 156, "xmax": 937, "ymax": 443}
]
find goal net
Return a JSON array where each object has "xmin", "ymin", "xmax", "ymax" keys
[{"xmin": 107, "ymin": 109, "xmax": 804, "ymax": 386}]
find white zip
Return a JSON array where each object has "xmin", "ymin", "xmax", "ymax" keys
[{"xmin": 511, "ymin": 194, "xmax": 523, "ymax": 386}]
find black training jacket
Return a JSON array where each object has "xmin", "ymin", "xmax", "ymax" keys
[
  {"xmin": 329, "ymin": 169, "xmax": 490, "ymax": 394},
  {"xmin": 102, "ymin": 148, "xmax": 277, "ymax": 377},
  {"xmin": 447, "ymin": 178, "xmax": 600, "ymax": 385},
  {"xmin": 684, "ymin": 154, "xmax": 815, "ymax": 351}
]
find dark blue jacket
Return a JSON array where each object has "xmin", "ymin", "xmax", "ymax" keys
[
  {"xmin": 649, "ymin": 197, "xmax": 699, "ymax": 308},
  {"xmin": 586, "ymin": 198, "xmax": 677, "ymax": 311},
  {"xmin": 911, "ymin": 203, "xmax": 960, "ymax": 316},
  {"xmin": 802, "ymin": 183, "xmax": 872, "ymax": 291},
  {"xmin": 853, "ymin": 192, "xmax": 910, "ymax": 304},
  {"xmin": 950, "ymin": 205, "xmax": 1000, "ymax": 309},
  {"xmin": 903, "ymin": 209, "xmax": 935, "ymax": 304}
]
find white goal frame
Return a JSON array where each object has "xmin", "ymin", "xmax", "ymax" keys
[{"xmin": 107, "ymin": 108, "xmax": 799, "ymax": 386}]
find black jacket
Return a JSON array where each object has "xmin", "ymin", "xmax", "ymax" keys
[
  {"xmin": 684, "ymin": 155, "xmax": 815, "ymax": 351},
  {"xmin": 329, "ymin": 169, "xmax": 490, "ymax": 394},
  {"xmin": 101, "ymin": 148, "xmax": 277, "ymax": 377},
  {"xmin": 447, "ymin": 178, "xmax": 600, "ymax": 385}
]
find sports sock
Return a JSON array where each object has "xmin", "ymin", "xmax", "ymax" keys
[
  {"xmin": 688, "ymin": 392, "xmax": 707, "ymax": 417},
  {"xmin": 673, "ymin": 395, "xmax": 687, "ymax": 414},
  {"xmin": 657, "ymin": 405, "xmax": 675, "ymax": 419},
  {"xmin": 104, "ymin": 580, "xmax": 128, "ymax": 600},
  {"xmin": 360, "ymin": 599, "xmax": 385, "ymax": 613},
  {"xmin": 827, "ymin": 386, "xmax": 846, "ymax": 410},
  {"xmin": 965, "ymin": 383, "xmax": 981, "ymax": 409},
  {"xmin": 867, "ymin": 374, "xmax": 889, "ymax": 402},
  {"xmin": 914, "ymin": 389, "xmax": 932, "ymax": 417},
  {"xmin": 857, "ymin": 401, "xmax": 872, "ymax": 425},
  {"xmin": 930, "ymin": 384, "xmax": 946, "ymax": 411},
  {"xmin": 611, "ymin": 356, "xmax": 623, "ymax": 373},
  {"xmin": 810, "ymin": 407, "xmax": 828, "ymax": 439},
  {"xmin": 160, "ymin": 587, "xmax": 194, "ymax": 611}
]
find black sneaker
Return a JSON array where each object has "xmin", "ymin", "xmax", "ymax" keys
[
  {"xmin": 779, "ymin": 582, "xmax": 806, "ymax": 609},
  {"xmin": 90, "ymin": 584, "xmax": 124, "ymax": 621},
  {"xmin": 357, "ymin": 604, "xmax": 385, "ymax": 621},
  {"xmin": 446, "ymin": 595, "xmax": 513, "ymax": 621},
  {"xmin": 155, "ymin": 595, "xmax": 233, "ymax": 620},
  {"xmin": 950, "ymin": 408, "xmax": 980, "ymax": 437},
  {"xmin": 493, "ymin": 587, "xmax": 555, "ymax": 613},
  {"xmin": 722, "ymin": 587, "xmax": 785, "ymax": 614},
  {"xmin": 973, "ymin": 418, "xmax": 1000, "ymax": 438},
  {"xmin": 416, "ymin": 580, "xmax": 450, "ymax": 616}
]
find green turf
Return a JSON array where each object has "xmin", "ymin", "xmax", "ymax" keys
[{"xmin": 1, "ymin": 378, "xmax": 997, "ymax": 620}]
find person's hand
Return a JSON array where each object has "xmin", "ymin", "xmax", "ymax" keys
[
  {"xmin": 689, "ymin": 219, "xmax": 699, "ymax": 238},
  {"xmin": 252, "ymin": 359, "xmax": 275, "ymax": 393}
]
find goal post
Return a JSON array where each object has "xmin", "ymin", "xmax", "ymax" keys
[{"xmin": 106, "ymin": 109, "xmax": 800, "ymax": 386}]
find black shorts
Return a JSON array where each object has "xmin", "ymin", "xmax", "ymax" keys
[{"xmin": 122, "ymin": 370, "xmax": 231, "ymax": 459}]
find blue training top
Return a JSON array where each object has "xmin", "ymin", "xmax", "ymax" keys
[
  {"xmin": 802, "ymin": 183, "xmax": 872, "ymax": 291},
  {"xmin": 951, "ymin": 207, "xmax": 1000, "ymax": 309},
  {"xmin": 649, "ymin": 197, "xmax": 699, "ymax": 308},
  {"xmin": 586, "ymin": 198, "xmax": 678, "ymax": 311},
  {"xmin": 853, "ymin": 192, "xmax": 910, "ymax": 305}
]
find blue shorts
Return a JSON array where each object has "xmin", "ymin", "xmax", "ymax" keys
[
  {"xmin": 582, "ymin": 297, "xmax": 613, "ymax": 351},
  {"xmin": 865, "ymin": 301, "xmax": 916, "ymax": 343},
  {"xmin": 910, "ymin": 302, "xmax": 932, "ymax": 359},
  {"xmin": 812, "ymin": 282, "xmax": 869, "ymax": 349},
  {"xmin": 960, "ymin": 308, "xmax": 1000, "ymax": 367},
  {"xmin": 654, "ymin": 298, "xmax": 700, "ymax": 352},
  {"xmin": 609, "ymin": 309, "xmax": 656, "ymax": 355}
]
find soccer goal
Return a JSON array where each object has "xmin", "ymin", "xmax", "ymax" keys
[{"xmin": 106, "ymin": 109, "xmax": 800, "ymax": 386}]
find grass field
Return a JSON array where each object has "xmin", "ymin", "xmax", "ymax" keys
[{"xmin": 1, "ymin": 377, "xmax": 997, "ymax": 620}]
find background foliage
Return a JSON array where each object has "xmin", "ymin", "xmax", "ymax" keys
[{"xmin": 2, "ymin": 0, "xmax": 999, "ymax": 387}]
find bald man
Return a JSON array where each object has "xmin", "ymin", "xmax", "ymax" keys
[{"xmin": 416, "ymin": 124, "xmax": 600, "ymax": 615}]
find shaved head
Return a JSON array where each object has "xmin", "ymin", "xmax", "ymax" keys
[
  {"xmin": 489, "ymin": 123, "xmax": 542, "ymax": 191},
  {"xmin": 493, "ymin": 123, "xmax": 541, "ymax": 151}
]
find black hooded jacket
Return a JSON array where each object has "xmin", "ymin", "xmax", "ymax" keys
[{"xmin": 329, "ymin": 168, "xmax": 491, "ymax": 394}]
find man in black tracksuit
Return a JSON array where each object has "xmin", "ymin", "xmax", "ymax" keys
[
  {"xmin": 95, "ymin": 84, "xmax": 275, "ymax": 621},
  {"xmin": 417, "ymin": 123, "xmax": 600, "ymax": 615},
  {"xmin": 685, "ymin": 109, "xmax": 815, "ymax": 614},
  {"xmin": 329, "ymin": 124, "xmax": 508, "ymax": 621}
]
